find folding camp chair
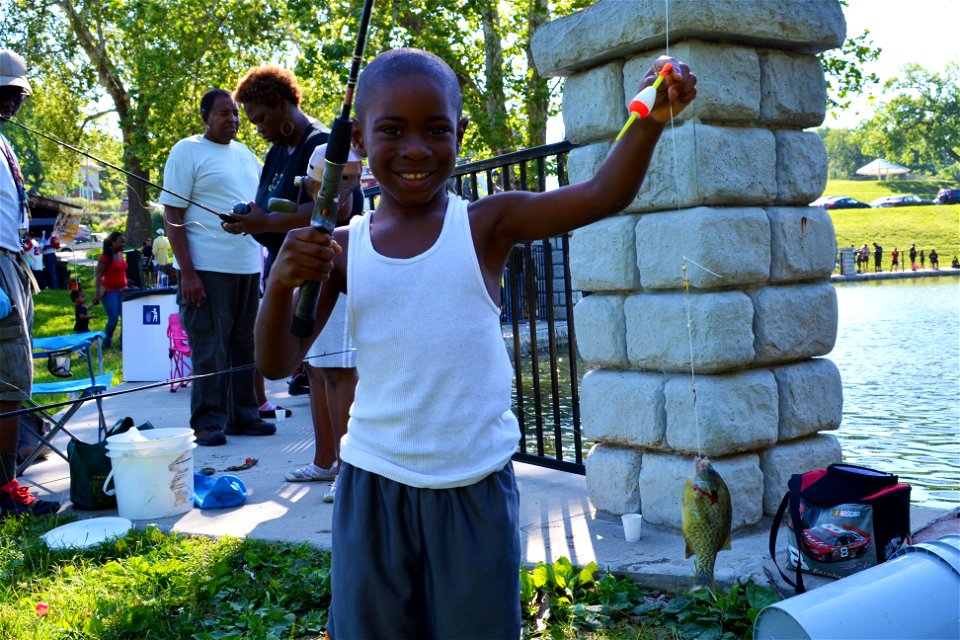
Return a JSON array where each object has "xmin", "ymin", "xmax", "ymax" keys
[
  {"xmin": 167, "ymin": 313, "xmax": 192, "ymax": 392},
  {"xmin": 16, "ymin": 330, "xmax": 113, "ymax": 475}
]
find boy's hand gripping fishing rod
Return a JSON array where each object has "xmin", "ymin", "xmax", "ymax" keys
[{"xmin": 290, "ymin": 0, "xmax": 374, "ymax": 338}]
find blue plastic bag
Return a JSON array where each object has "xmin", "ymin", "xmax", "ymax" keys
[{"xmin": 0, "ymin": 287, "xmax": 11, "ymax": 320}]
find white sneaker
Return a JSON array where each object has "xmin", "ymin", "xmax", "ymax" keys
[
  {"xmin": 323, "ymin": 477, "xmax": 338, "ymax": 503},
  {"xmin": 285, "ymin": 461, "xmax": 339, "ymax": 482}
]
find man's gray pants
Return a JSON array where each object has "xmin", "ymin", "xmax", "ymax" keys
[{"xmin": 177, "ymin": 271, "xmax": 260, "ymax": 431}]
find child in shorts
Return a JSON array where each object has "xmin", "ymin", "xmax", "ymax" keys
[
  {"xmin": 71, "ymin": 289, "xmax": 96, "ymax": 334},
  {"xmin": 257, "ymin": 47, "xmax": 696, "ymax": 639}
]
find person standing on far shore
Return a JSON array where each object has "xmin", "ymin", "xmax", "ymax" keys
[
  {"xmin": 929, "ymin": 248, "xmax": 939, "ymax": 270},
  {"xmin": 890, "ymin": 247, "xmax": 899, "ymax": 271},
  {"xmin": 909, "ymin": 243, "xmax": 918, "ymax": 270},
  {"xmin": 919, "ymin": 249, "xmax": 925, "ymax": 269},
  {"xmin": 873, "ymin": 242, "xmax": 883, "ymax": 273}
]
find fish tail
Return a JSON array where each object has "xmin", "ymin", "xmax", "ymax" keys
[{"xmin": 693, "ymin": 555, "xmax": 716, "ymax": 588}]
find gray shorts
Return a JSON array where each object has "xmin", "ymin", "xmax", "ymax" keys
[
  {"xmin": 329, "ymin": 462, "xmax": 521, "ymax": 640},
  {"xmin": 0, "ymin": 251, "xmax": 32, "ymax": 402}
]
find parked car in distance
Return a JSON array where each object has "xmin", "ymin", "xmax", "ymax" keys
[
  {"xmin": 810, "ymin": 195, "xmax": 871, "ymax": 210},
  {"xmin": 936, "ymin": 188, "xmax": 960, "ymax": 204},
  {"xmin": 870, "ymin": 194, "xmax": 934, "ymax": 208}
]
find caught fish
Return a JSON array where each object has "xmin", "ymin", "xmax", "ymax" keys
[{"xmin": 682, "ymin": 456, "xmax": 732, "ymax": 588}]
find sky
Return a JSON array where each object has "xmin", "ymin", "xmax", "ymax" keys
[
  {"xmin": 548, "ymin": 0, "xmax": 959, "ymax": 141},
  {"xmin": 826, "ymin": 0, "xmax": 959, "ymax": 128}
]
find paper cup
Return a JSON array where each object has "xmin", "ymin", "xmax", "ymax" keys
[
  {"xmin": 621, "ymin": 513, "xmax": 642, "ymax": 541},
  {"xmin": 274, "ymin": 411, "xmax": 286, "ymax": 425}
]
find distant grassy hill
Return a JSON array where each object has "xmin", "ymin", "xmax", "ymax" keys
[{"xmin": 823, "ymin": 179, "xmax": 960, "ymax": 266}]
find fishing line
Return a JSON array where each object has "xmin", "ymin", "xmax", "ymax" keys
[
  {"xmin": 9, "ymin": 117, "xmax": 228, "ymax": 221},
  {"xmin": 0, "ymin": 348, "xmax": 355, "ymax": 420}
]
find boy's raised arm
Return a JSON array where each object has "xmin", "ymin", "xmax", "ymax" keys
[
  {"xmin": 481, "ymin": 56, "xmax": 696, "ymax": 245},
  {"xmin": 255, "ymin": 227, "xmax": 345, "ymax": 379}
]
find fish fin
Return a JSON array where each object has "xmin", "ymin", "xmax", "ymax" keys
[
  {"xmin": 684, "ymin": 540, "xmax": 693, "ymax": 559},
  {"xmin": 722, "ymin": 533, "xmax": 732, "ymax": 550}
]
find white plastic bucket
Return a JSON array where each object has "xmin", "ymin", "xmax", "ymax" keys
[
  {"xmin": 103, "ymin": 428, "xmax": 196, "ymax": 520},
  {"xmin": 755, "ymin": 534, "xmax": 960, "ymax": 640}
]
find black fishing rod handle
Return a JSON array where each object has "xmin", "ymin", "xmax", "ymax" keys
[{"xmin": 292, "ymin": 280, "xmax": 321, "ymax": 338}]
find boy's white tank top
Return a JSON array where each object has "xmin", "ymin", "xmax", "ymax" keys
[{"xmin": 342, "ymin": 196, "xmax": 519, "ymax": 489}]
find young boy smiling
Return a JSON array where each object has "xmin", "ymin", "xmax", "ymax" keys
[{"xmin": 257, "ymin": 48, "xmax": 696, "ymax": 639}]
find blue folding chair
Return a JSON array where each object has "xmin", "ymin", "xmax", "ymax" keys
[{"xmin": 17, "ymin": 330, "xmax": 113, "ymax": 475}]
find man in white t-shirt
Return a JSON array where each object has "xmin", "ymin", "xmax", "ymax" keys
[{"xmin": 159, "ymin": 89, "xmax": 274, "ymax": 446}]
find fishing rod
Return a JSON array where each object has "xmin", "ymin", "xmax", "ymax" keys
[
  {"xmin": 9, "ymin": 117, "xmax": 239, "ymax": 223},
  {"xmin": 290, "ymin": 0, "xmax": 375, "ymax": 338}
]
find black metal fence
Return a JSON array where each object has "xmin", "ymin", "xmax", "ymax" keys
[{"xmin": 363, "ymin": 142, "xmax": 586, "ymax": 474}]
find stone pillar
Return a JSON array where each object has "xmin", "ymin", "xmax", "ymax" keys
[{"xmin": 532, "ymin": 0, "xmax": 846, "ymax": 529}]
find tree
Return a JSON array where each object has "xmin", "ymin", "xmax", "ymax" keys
[
  {"xmin": 818, "ymin": 27, "xmax": 882, "ymax": 118},
  {"xmin": 3, "ymin": 0, "xmax": 590, "ymax": 243},
  {"xmin": 3, "ymin": 0, "xmax": 292, "ymax": 245},
  {"xmin": 817, "ymin": 127, "xmax": 869, "ymax": 179},
  {"xmin": 859, "ymin": 62, "xmax": 960, "ymax": 178}
]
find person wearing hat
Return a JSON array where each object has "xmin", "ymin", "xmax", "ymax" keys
[
  {"xmin": 283, "ymin": 144, "xmax": 361, "ymax": 504},
  {"xmin": 0, "ymin": 49, "xmax": 60, "ymax": 516},
  {"xmin": 152, "ymin": 227, "xmax": 172, "ymax": 285},
  {"xmin": 159, "ymin": 88, "xmax": 273, "ymax": 446}
]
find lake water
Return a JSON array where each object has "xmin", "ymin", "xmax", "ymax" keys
[
  {"xmin": 516, "ymin": 277, "xmax": 959, "ymax": 510},
  {"xmin": 831, "ymin": 278, "xmax": 960, "ymax": 510}
]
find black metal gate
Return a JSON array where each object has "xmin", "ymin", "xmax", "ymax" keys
[{"xmin": 364, "ymin": 142, "xmax": 585, "ymax": 474}]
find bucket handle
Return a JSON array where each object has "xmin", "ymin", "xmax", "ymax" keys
[{"xmin": 102, "ymin": 458, "xmax": 121, "ymax": 497}]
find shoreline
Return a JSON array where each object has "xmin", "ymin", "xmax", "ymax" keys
[{"xmin": 832, "ymin": 267, "xmax": 960, "ymax": 283}]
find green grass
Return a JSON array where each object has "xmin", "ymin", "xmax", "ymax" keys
[
  {"xmin": 823, "ymin": 179, "xmax": 960, "ymax": 266},
  {"xmin": 0, "ymin": 515, "xmax": 778, "ymax": 639}
]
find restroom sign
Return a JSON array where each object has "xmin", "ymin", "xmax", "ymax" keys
[{"xmin": 143, "ymin": 305, "xmax": 160, "ymax": 325}]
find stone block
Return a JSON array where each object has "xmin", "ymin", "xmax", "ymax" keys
[
  {"xmin": 573, "ymin": 295, "xmax": 628, "ymax": 366},
  {"xmin": 773, "ymin": 358, "xmax": 843, "ymax": 440},
  {"xmin": 569, "ymin": 215, "xmax": 641, "ymax": 291},
  {"xmin": 633, "ymin": 124, "xmax": 777, "ymax": 212},
  {"xmin": 750, "ymin": 283, "xmax": 838, "ymax": 364},
  {"xmin": 628, "ymin": 122, "xmax": 700, "ymax": 212},
  {"xmin": 567, "ymin": 141, "xmax": 611, "ymax": 187},
  {"xmin": 759, "ymin": 50, "xmax": 828, "ymax": 127},
  {"xmin": 639, "ymin": 452, "xmax": 764, "ymax": 529},
  {"xmin": 664, "ymin": 370, "xmax": 779, "ymax": 456},
  {"xmin": 775, "ymin": 130, "xmax": 828, "ymax": 205},
  {"xmin": 636, "ymin": 207, "xmax": 770, "ymax": 289},
  {"xmin": 767, "ymin": 206, "xmax": 837, "ymax": 282},
  {"xmin": 581, "ymin": 369, "xmax": 665, "ymax": 447},
  {"xmin": 563, "ymin": 62, "xmax": 626, "ymax": 143},
  {"xmin": 585, "ymin": 443, "xmax": 642, "ymax": 515},
  {"xmin": 624, "ymin": 42, "xmax": 760, "ymax": 125},
  {"xmin": 759, "ymin": 433, "xmax": 842, "ymax": 515},
  {"xmin": 624, "ymin": 291, "xmax": 755, "ymax": 373},
  {"xmin": 531, "ymin": 0, "xmax": 846, "ymax": 77}
]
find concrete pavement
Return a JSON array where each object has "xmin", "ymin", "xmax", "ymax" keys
[{"xmin": 19, "ymin": 374, "xmax": 955, "ymax": 594}]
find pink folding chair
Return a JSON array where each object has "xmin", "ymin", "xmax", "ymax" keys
[{"xmin": 167, "ymin": 312, "xmax": 192, "ymax": 392}]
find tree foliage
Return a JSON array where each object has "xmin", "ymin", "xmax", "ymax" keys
[
  {"xmin": 2, "ymin": 0, "xmax": 590, "ymax": 244},
  {"xmin": 817, "ymin": 127, "xmax": 869, "ymax": 179},
  {"xmin": 859, "ymin": 62, "xmax": 960, "ymax": 178}
]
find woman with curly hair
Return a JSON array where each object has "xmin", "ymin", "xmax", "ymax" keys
[
  {"xmin": 225, "ymin": 65, "xmax": 329, "ymax": 267},
  {"xmin": 227, "ymin": 65, "xmax": 361, "ymax": 491}
]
